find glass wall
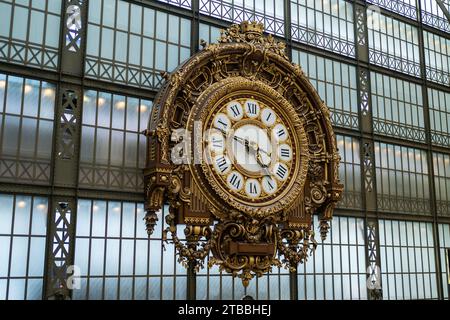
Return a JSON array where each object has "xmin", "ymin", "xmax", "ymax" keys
[
  {"xmin": 291, "ymin": 0, "xmax": 355, "ymax": 57},
  {"xmin": 297, "ymin": 215, "xmax": 367, "ymax": 300},
  {"xmin": 421, "ymin": 0, "xmax": 450, "ymax": 33},
  {"xmin": 86, "ymin": 0, "xmax": 191, "ymax": 89},
  {"xmin": 199, "ymin": 0, "xmax": 285, "ymax": 36},
  {"xmin": 368, "ymin": 10, "xmax": 421, "ymax": 77},
  {"xmin": 379, "ymin": 219, "xmax": 438, "ymax": 299},
  {"xmin": 336, "ymin": 135, "xmax": 362, "ymax": 210},
  {"xmin": 433, "ymin": 152, "xmax": 450, "ymax": 217},
  {"xmin": 429, "ymin": 87, "xmax": 450, "ymax": 147},
  {"xmin": 199, "ymin": 23, "xmax": 221, "ymax": 49},
  {"xmin": 0, "ymin": 73, "xmax": 56, "ymax": 184},
  {"xmin": 367, "ymin": 0, "xmax": 417, "ymax": 20},
  {"xmin": 0, "ymin": 0, "xmax": 61, "ymax": 70},
  {"xmin": 438, "ymin": 223, "xmax": 450, "ymax": 299},
  {"xmin": 79, "ymin": 90, "xmax": 152, "ymax": 192},
  {"xmin": 0, "ymin": 194, "xmax": 48, "ymax": 300},
  {"xmin": 292, "ymin": 50, "xmax": 359, "ymax": 129},
  {"xmin": 197, "ymin": 257, "xmax": 290, "ymax": 300},
  {"xmin": 374, "ymin": 142, "xmax": 430, "ymax": 215},
  {"xmin": 73, "ymin": 201, "xmax": 187, "ymax": 300},
  {"xmin": 424, "ymin": 31, "xmax": 450, "ymax": 86},
  {"xmin": 157, "ymin": 0, "xmax": 192, "ymax": 9},
  {"xmin": 371, "ymin": 72, "xmax": 425, "ymax": 142}
]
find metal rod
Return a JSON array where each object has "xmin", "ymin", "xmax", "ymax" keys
[
  {"xmin": 289, "ymin": 268, "xmax": 298, "ymax": 300},
  {"xmin": 187, "ymin": 261, "xmax": 197, "ymax": 300}
]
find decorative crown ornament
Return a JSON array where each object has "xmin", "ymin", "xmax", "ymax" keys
[
  {"xmin": 217, "ymin": 21, "xmax": 289, "ymax": 60},
  {"xmin": 144, "ymin": 21, "xmax": 343, "ymax": 287},
  {"xmin": 241, "ymin": 21, "xmax": 264, "ymax": 37}
]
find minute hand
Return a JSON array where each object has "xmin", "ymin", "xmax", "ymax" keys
[
  {"xmin": 233, "ymin": 135, "xmax": 271, "ymax": 156},
  {"xmin": 234, "ymin": 136, "xmax": 272, "ymax": 176}
]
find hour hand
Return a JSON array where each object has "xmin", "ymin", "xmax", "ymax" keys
[
  {"xmin": 231, "ymin": 134, "xmax": 252, "ymax": 153},
  {"xmin": 214, "ymin": 127, "xmax": 228, "ymax": 137},
  {"xmin": 256, "ymin": 153, "xmax": 272, "ymax": 176}
]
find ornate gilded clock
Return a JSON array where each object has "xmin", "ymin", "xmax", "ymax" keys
[
  {"xmin": 205, "ymin": 96, "xmax": 296, "ymax": 204},
  {"xmin": 144, "ymin": 21, "xmax": 343, "ymax": 285}
]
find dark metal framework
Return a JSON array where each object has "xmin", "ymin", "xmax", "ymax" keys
[{"xmin": 0, "ymin": 0, "xmax": 449, "ymax": 300}]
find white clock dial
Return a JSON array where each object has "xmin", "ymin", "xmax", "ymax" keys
[
  {"xmin": 226, "ymin": 101, "xmax": 244, "ymax": 121},
  {"xmin": 273, "ymin": 162, "xmax": 289, "ymax": 181},
  {"xmin": 272, "ymin": 123, "xmax": 288, "ymax": 142},
  {"xmin": 244, "ymin": 99, "xmax": 260, "ymax": 118},
  {"xmin": 226, "ymin": 171, "xmax": 244, "ymax": 191},
  {"xmin": 206, "ymin": 95, "xmax": 297, "ymax": 204},
  {"xmin": 278, "ymin": 144, "xmax": 292, "ymax": 161},
  {"xmin": 213, "ymin": 154, "xmax": 232, "ymax": 175},
  {"xmin": 245, "ymin": 178, "xmax": 262, "ymax": 198},
  {"xmin": 208, "ymin": 132, "xmax": 225, "ymax": 153},
  {"xmin": 230, "ymin": 124, "xmax": 272, "ymax": 174},
  {"xmin": 262, "ymin": 176, "xmax": 278, "ymax": 195},
  {"xmin": 261, "ymin": 108, "xmax": 277, "ymax": 127},
  {"xmin": 214, "ymin": 113, "xmax": 231, "ymax": 132}
]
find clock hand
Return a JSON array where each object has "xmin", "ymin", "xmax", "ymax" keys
[
  {"xmin": 215, "ymin": 127, "xmax": 271, "ymax": 175},
  {"xmin": 214, "ymin": 128, "xmax": 250, "ymax": 150},
  {"xmin": 214, "ymin": 127, "xmax": 228, "ymax": 137},
  {"xmin": 256, "ymin": 146, "xmax": 271, "ymax": 157},
  {"xmin": 233, "ymin": 135, "xmax": 273, "ymax": 172},
  {"xmin": 255, "ymin": 152, "xmax": 272, "ymax": 176},
  {"xmin": 231, "ymin": 134, "xmax": 253, "ymax": 154}
]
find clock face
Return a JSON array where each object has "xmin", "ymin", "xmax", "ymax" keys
[{"xmin": 204, "ymin": 95, "xmax": 297, "ymax": 206}]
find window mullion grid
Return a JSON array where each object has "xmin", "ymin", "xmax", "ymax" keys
[
  {"xmin": 23, "ymin": 196, "xmax": 35, "ymax": 300},
  {"xmin": 405, "ymin": 221, "xmax": 411, "ymax": 299},
  {"xmin": 101, "ymin": 200, "xmax": 108, "ymax": 300},
  {"xmin": 120, "ymin": 201, "xmax": 127, "ymax": 299},
  {"xmin": 24, "ymin": 1, "xmax": 32, "ymax": 65},
  {"xmin": 413, "ymin": 222, "xmax": 420, "ymax": 298},
  {"xmin": 5, "ymin": 195, "xmax": 17, "ymax": 299},
  {"xmin": 382, "ymin": 218, "xmax": 388, "ymax": 299},
  {"xmin": 418, "ymin": 0, "xmax": 445, "ymax": 300},
  {"xmin": 105, "ymin": 93, "xmax": 116, "ymax": 190},
  {"xmin": 33, "ymin": 81, "xmax": 43, "ymax": 166},
  {"xmin": 419, "ymin": 221, "xmax": 425, "ymax": 298},
  {"xmin": 85, "ymin": 199, "xmax": 94, "ymax": 300},
  {"xmin": 389, "ymin": 220, "xmax": 397, "ymax": 299},
  {"xmin": 42, "ymin": 0, "xmax": 49, "ymax": 67},
  {"xmin": 159, "ymin": 205, "xmax": 164, "ymax": 300},
  {"xmin": 396, "ymin": 220, "xmax": 404, "ymax": 298},
  {"xmin": 132, "ymin": 203, "xmax": 137, "ymax": 300},
  {"xmin": 0, "ymin": 76, "xmax": 9, "ymax": 170},
  {"xmin": 15, "ymin": 77, "xmax": 26, "ymax": 177},
  {"xmin": 346, "ymin": 217, "xmax": 353, "ymax": 299}
]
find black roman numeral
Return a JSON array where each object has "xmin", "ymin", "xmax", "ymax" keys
[
  {"xmin": 249, "ymin": 182, "xmax": 257, "ymax": 194},
  {"xmin": 266, "ymin": 179, "xmax": 274, "ymax": 190},
  {"xmin": 216, "ymin": 156, "xmax": 228, "ymax": 173},
  {"xmin": 229, "ymin": 174, "xmax": 240, "ymax": 189},
  {"xmin": 277, "ymin": 128, "xmax": 286, "ymax": 138},
  {"xmin": 276, "ymin": 165, "xmax": 287, "ymax": 179},
  {"xmin": 230, "ymin": 105, "xmax": 241, "ymax": 117},
  {"xmin": 217, "ymin": 119, "xmax": 228, "ymax": 129},
  {"xmin": 266, "ymin": 112, "xmax": 272, "ymax": 122},
  {"xmin": 212, "ymin": 137, "xmax": 223, "ymax": 148},
  {"xmin": 247, "ymin": 103, "xmax": 257, "ymax": 115},
  {"xmin": 281, "ymin": 148, "xmax": 290, "ymax": 158}
]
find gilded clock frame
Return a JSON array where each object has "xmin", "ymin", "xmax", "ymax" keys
[
  {"xmin": 143, "ymin": 21, "xmax": 343, "ymax": 284},
  {"xmin": 189, "ymin": 78, "xmax": 309, "ymax": 217}
]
